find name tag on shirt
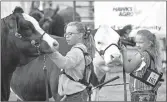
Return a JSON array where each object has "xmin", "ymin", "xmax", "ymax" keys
[{"xmin": 146, "ymin": 72, "xmax": 159, "ymax": 85}]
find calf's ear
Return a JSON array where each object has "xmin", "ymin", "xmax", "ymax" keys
[{"xmin": 13, "ymin": 6, "xmax": 24, "ymax": 14}]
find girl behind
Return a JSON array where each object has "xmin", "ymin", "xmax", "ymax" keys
[{"xmin": 121, "ymin": 29, "xmax": 163, "ymax": 102}]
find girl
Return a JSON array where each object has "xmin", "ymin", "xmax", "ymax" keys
[
  {"xmin": 49, "ymin": 21, "xmax": 96, "ymax": 101},
  {"xmin": 121, "ymin": 29, "xmax": 162, "ymax": 102}
]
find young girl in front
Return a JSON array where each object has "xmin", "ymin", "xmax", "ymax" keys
[
  {"xmin": 49, "ymin": 21, "xmax": 95, "ymax": 101},
  {"xmin": 121, "ymin": 29, "xmax": 162, "ymax": 102}
]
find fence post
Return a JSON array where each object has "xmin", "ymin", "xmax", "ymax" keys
[
  {"xmin": 73, "ymin": 1, "xmax": 76, "ymax": 21},
  {"xmin": 123, "ymin": 66, "xmax": 127, "ymax": 102}
]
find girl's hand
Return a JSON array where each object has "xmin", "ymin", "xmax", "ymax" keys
[{"xmin": 52, "ymin": 42, "xmax": 59, "ymax": 52}]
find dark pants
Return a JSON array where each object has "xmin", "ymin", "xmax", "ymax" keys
[
  {"xmin": 131, "ymin": 90, "xmax": 157, "ymax": 102},
  {"xmin": 63, "ymin": 89, "xmax": 88, "ymax": 101}
]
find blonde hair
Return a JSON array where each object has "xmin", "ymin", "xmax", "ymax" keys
[
  {"xmin": 65, "ymin": 21, "xmax": 96, "ymax": 59},
  {"xmin": 137, "ymin": 30, "xmax": 162, "ymax": 71}
]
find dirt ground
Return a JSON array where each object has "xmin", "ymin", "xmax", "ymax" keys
[
  {"xmin": 99, "ymin": 72, "xmax": 166, "ymax": 101},
  {"xmin": 9, "ymin": 71, "xmax": 166, "ymax": 101}
]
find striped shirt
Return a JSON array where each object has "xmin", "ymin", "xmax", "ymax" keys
[{"xmin": 129, "ymin": 51, "xmax": 158, "ymax": 92}]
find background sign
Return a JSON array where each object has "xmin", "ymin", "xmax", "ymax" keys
[{"xmin": 94, "ymin": 1, "xmax": 166, "ymax": 37}]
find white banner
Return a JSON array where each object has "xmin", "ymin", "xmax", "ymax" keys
[{"xmin": 94, "ymin": 1, "xmax": 166, "ymax": 37}]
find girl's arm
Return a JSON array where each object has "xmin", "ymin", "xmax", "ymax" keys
[
  {"xmin": 48, "ymin": 48, "xmax": 83, "ymax": 69},
  {"xmin": 121, "ymin": 46, "xmax": 142, "ymax": 73}
]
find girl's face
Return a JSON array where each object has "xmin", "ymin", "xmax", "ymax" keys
[
  {"xmin": 135, "ymin": 34, "xmax": 151, "ymax": 51},
  {"xmin": 65, "ymin": 26, "xmax": 82, "ymax": 45}
]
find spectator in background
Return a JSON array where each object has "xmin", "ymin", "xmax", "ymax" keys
[{"xmin": 29, "ymin": 1, "xmax": 44, "ymax": 22}]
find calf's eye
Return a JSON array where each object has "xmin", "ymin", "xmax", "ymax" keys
[{"xmin": 97, "ymin": 41, "xmax": 102, "ymax": 44}]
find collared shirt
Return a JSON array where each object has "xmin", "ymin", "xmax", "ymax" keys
[
  {"xmin": 129, "ymin": 51, "xmax": 157, "ymax": 92},
  {"xmin": 49, "ymin": 43, "xmax": 92, "ymax": 95}
]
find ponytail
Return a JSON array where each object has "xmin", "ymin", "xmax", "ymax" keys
[
  {"xmin": 152, "ymin": 34, "xmax": 163, "ymax": 72},
  {"xmin": 82, "ymin": 27, "xmax": 96, "ymax": 59}
]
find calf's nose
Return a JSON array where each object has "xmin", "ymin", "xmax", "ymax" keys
[{"xmin": 111, "ymin": 54, "xmax": 122, "ymax": 64}]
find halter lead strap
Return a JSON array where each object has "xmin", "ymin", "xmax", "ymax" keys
[{"xmin": 96, "ymin": 43, "xmax": 120, "ymax": 56}]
